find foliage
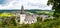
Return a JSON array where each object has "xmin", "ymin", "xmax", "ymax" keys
[
  {"xmin": 47, "ymin": 0, "xmax": 60, "ymax": 17},
  {"xmin": 0, "ymin": 17, "xmax": 60, "ymax": 28}
]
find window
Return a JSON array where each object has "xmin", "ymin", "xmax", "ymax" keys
[{"xmin": 18, "ymin": 20, "xmax": 20, "ymax": 22}]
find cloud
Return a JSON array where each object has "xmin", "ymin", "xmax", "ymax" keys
[{"xmin": 0, "ymin": 0, "xmax": 52, "ymax": 10}]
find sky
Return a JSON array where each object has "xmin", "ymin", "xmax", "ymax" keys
[{"xmin": 0, "ymin": 0, "xmax": 52, "ymax": 10}]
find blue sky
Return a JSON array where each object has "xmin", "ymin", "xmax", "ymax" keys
[{"xmin": 0, "ymin": 0, "xmax": 52, "ymax": 10}]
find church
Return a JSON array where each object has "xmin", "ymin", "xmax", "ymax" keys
[{"xmin": 15, "ymin": 5, "xmax": 37, "ymax": 24}]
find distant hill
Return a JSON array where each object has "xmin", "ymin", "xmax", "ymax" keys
[{"xmin": 0, "ymin": 9, "xmax": 54, "ymax": 13}]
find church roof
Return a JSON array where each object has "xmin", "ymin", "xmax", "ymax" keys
[{"xmin": 24, "ymin": 14, "xmax": 37, "ymax": 22}]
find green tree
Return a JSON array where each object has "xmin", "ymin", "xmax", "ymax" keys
[{"xmin": 47, "ymin": 0, "xmax": 60, "ymax": 18}]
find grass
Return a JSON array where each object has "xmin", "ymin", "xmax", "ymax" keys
[{"xmin": 0, "ymin": 13, "xmax": 14, "ymax": 17}]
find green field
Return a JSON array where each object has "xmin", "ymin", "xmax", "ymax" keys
[{"xmin": 0, "ymin": 10, "xmax": 54, "ymax": 16}]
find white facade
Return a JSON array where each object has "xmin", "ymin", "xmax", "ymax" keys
[
  {"xmin": 15, "ymin": 5, "xmax": 37, "ymax": 24},
  {"xmin": 20, "ymin": 14, "xmax": 26, "ymax": 24},
  {"xmin": 15, "ymin": 13, "xmax": 37, "ymax": 24},
  {"xmin": 20, "ymin": 14, "xmax": 37, "ymax": 24}
]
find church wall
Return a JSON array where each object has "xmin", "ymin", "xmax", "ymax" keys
[{"xmin": 20, "ymin": 14, "xmax": 26, "ymax": 24}]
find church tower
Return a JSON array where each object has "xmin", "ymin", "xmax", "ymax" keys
[
  {"xmin": 20, "ymin": 5, "xmax": 25, "ymax": 14},
  {"xmin": 20, "ymin": 5, "xmax": 26, "ymax": 24}
]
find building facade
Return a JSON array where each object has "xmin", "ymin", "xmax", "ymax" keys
[{"xmin": 15, "ymin": 5, "xmax": 37, "ymax": 24}]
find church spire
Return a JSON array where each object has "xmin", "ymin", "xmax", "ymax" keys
[{"xmin": 20, "ymin": 5, "xmax": 25, "ymax": 14}]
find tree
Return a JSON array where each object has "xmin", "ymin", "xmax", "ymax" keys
[{"xmin": 47, "ymin": 0, "xmax": 60, "ymax": 18}]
